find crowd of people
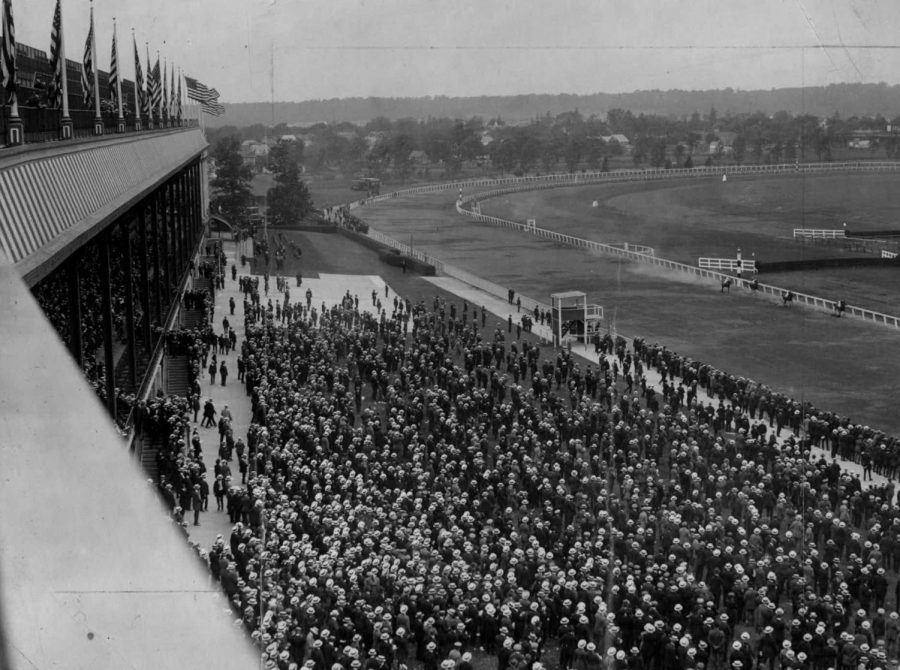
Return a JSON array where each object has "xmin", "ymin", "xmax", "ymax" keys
[
  {"xmin": 31, "ymin": 227, "xmax": 156, "ymax": 422},
  {"xmin": 176, "ymin": 273, "xmax": 900, "ymax": 670}
]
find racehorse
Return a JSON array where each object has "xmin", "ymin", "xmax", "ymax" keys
[
  {"xmin": 834, "ymin": 299, "xmax": 846, "ymax": 317},
  {"xmin": 721, "ymin": 277, "xmax": 733, "ymax": 293},
  {"xmin": 782, "ymin": 290, "xmax": 795, "ymax": 306}
]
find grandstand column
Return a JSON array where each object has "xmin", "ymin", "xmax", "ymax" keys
[
  {"xmin": 167, "ymin": 181, "xmax": 180, "ymax": 274},
  {"xmin": 99, "ymin": 230, "xmax": 116, "ymax": 417},
  {"xmin": 66, "ymin": 258, "xmax": 83, "ymax": 368},
  {"xmin": 179, "ymin": 172, "xmax": 188, "ymax": 266},
  {"xmin": 182, "ymin": 171, "xmax": 192, "ymax": 264},
  {"xmin": 191, "ymin": 163, "xmax": 203, "ymax": 248},
  {"xmin": 137, "ymin": 207, "xmax": 152, "ymax": 352},
  {"xmin": 160, "ymin": 186, "xmax": 172, "ymax": 300},
  {"xmin": 150, "ymin": 195, "xmax": 163, "ymax": 325},
  {"xmin": 121, "ymin": 219, "xmax": 138, "ymax": 391}
]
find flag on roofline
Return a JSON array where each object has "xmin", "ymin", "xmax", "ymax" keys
[
  {"xmin": 109, "ymin": 29, "xmax": 118, "ymax": 106},
  {"xmin": 133, "ymin": 34, "xmax": 144, "ymax": 114},
  {"xmin": 161, "ymin": 59, "xmax": 167, "ymax": 120},
  {"xmin": 144, "ymin": 45, "xmax": 152, "ymax": 117},
  {"xmin": 150, "ymin": 56, "xmax": 161, "ymax": 115},
  {"xmin": 169, "ymin": 62, "xmax": 175, "ymax": 118},
  {"xmin": 47, "ymin": 0, "xmax": 63, "ymax": 109},
  {"xmin": 1, "ymin": 0, "xmax": 16, "ymax": 105},
  {"xmin": 184, "ymin": 75, "xmax": 219, "ymax": 103},
  {"xmin": 176, "ymin": 68, "xmax": 182, "ymax": 121},
  {"xmin": 201, "ymin": 99, "xmax": 225, "ymax": 116},
  {"xmin": 81, "ymin": 7, "xmax": 94, "ymax": 106}
]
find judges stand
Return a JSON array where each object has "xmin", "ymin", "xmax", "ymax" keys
[{"xmin": 550, "ymin": 290, "xmax": 604, "ymax": 348}]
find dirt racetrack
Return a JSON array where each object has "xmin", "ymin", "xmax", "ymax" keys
[
  {"xmin": 484, "ymin": 172, "xmax": 900, "ymax": 314},
  {"xmin": 357, "ymin": 182, "xmax": 900, "ymax": 436}
]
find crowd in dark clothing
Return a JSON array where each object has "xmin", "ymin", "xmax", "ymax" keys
[
  {"xmin": 31, "ymin": 229, "xmax": 163, "ymax": 423},
  {"xmin": 187, "ymin": 286, "xmax": 900, "ymax": 670}
]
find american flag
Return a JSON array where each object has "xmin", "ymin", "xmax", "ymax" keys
[
  {"xmin": 1, "ymin": 0, "xmax": 16, "ymax": 105},
  {"xmin": 184, "ymin": 75, "xmax": 224, "ymax": 116},
  {"xmin": 150, "ymin": 57, "xmax": 161, "ymax": 115},
  {"xmin": 169, "ymin": 63, "xmax": 175, "ymax": 118},
  {"xmin": 47, "ymin": 0, "xmax": 62, "ymax": 109},
  {"xmin": 144, "ymin": 46, "xmax": 152, "ymax": 117},
  {"xmin": 184, "ymin": 75, "xmax": 219, "ymax": 103},
  {"xmin": 161, "ymin": 59, "xmax": 167, "ymax": 120},
  {"xmin": 81, "ymin": 8, "xmax": 94, "ymax": 107},
  {"xmin": 109, "ymin": 30, "xmax": 118, "ymax": 106},
  {"xmin": 202, "ymin": 99, "xmax": 225, "ymax": 117},
  {"xmin": 133, "ymin": 35, "xmax": 144, "ymax": 115},
  {"xmin": 175, "ymin": 69, "xmax": 182, "ymax": 120}
]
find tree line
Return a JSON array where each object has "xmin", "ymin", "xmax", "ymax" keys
[
  {"xmin": 210, "ymin": 106, "xmax": 900, "ymax": 179},
  {"xmin": 206, "ymin": 105, "xmax": 900, "ymax": 226}
]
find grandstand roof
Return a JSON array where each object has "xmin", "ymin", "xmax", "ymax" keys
[{"xmin": 0, "ymin": 129, "xmax": 207, "ymax": 287}]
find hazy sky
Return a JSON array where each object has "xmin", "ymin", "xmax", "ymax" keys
[{"xmin": 16, "ymin": 0, "xmax": 900, "ymax": 102}]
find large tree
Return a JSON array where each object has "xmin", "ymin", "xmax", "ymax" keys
[
  {"xmin": 210, "ymin": 136, "xmax": 253, "ymax": 225},
  {"xmin": 267, "ymin": 141, "xmax": 314, "ymax": 226}
]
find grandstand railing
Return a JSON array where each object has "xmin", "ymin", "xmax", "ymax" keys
[
  {"xmin": 348, "ymin": 161, "xmax": 900, "ymax": 330},
  {"xmin": 4, "ymin": 105, "xmax": 200, "ymax": 147}
]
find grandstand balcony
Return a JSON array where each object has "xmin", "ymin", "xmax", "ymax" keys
[{"xmin": 1, "ymin": 122, "xmax": 211, "ymax": 434}]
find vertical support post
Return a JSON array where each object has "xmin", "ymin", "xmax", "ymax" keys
[
  {"xmin": 67, "ymin": 257, "xmax": 83, "ymax": 368},
  {"xmin": 137, "ymin": 205, "xmax": 152, "ymax": 352},
  {"xmin": 180, "ymin": 172, "xmax": 189, "ymax": 267},
  {"xmin": 583, "ymin": 296, "xmax": 588, "ymax": 348},
  {"xmin": 190, "ymin": 163, "xmax": 203, "ymax": 255},
  {"xmin": 122, "ymin": 219, "xmax": 138, "ymax": 391},
  {"xmin": 160, "ymin": 184, "xmax": 172, "ymax": 300},
  {"xmin": 99, "ymin": 230, "xmax": 117, "ymax": 418},
  {"xmin": 166, "ymin": 181, "xmax": 178, "ymax": 280},
  {"xmin": 150, "ymin": 194, "xmax": 163, "ymax": 326}
]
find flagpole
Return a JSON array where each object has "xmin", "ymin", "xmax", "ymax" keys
[
  {"xmin": 113, "ymin": 18, "xmax": 124, "ymax": 132},
  {"xmin": 177, "ymin": 66, "xmax": 182, "ymax": 126},
  {"xmin": 155, "ymin": 49, "xmax": 159, "ymax": 126},
  {"xmin": 90, "ymin": 1, "xmax": 102, "ymax": 135},
  {"xmin": 59, "ymin": 0, "xmax": 73, "ymax": 139},
  {"xmin": 145, "ymin": 42, "xmax": 152, "ymax": 129},
  {"xmin": 132, "ymin": 29, "xmax": 141, "ymax": 131},
  {"xmin": 161, "ymin": 55, "xmax": 167, "ymax": 127},
  {"xmin": 2, "ymin": 0, "xmax": 23, "ymax": 145}
]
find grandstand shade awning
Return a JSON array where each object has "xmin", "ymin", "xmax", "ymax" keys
[{"xmin": 0, "ymin": 129, "xmax": 207, "ymax": 286}]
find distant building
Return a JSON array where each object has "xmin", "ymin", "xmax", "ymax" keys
[{"xmin": 601, "ymin": 133, "xmax": 630, "ymax": 146}]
